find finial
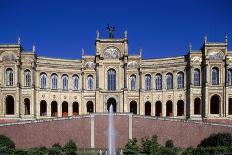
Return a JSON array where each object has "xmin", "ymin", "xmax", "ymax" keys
[
  {"xmin": 189, "ymin": 43, "xmax": 192, "ymax": 52},
  {"xmin": 96, "ymin": 30, "xmax": 99, "ymax": 39},
  {"xmin": 225, "ymin": 35, "xmax": 228, "ymax": 43},
  {"xmin": 81, "ymin": 48, "xmax": 85, "ymax": 56},
  {"xmin": 124, "ymin": 30, "xmax": 128, "ymax": 39},
  {"xmin": 32, "ymin": 45, "xmax": 35, "ymax": 53},
  {"xmin": 139, "ymin": 48, "xmax": 142, "ymax": 56},
  {"xmin": 17, "ymin": 36, "xmax": 21, "ymax": 45},
  {"xmin": 204, "ymin": 35, "xmax": 207, "ymax": 43}
]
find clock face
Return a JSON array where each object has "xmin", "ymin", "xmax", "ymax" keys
[{"xmin": 103, "ymin": 47, "xmax": 119, "ymax": 59}]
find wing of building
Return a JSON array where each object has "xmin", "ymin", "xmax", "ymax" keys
[{"xmin": 0, "ymin": 33, "xmax": 232, "ymax": 120}]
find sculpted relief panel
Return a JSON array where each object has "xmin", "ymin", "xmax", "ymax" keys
[
  {"xmin": 209, "ymin": 50, "xmax": 224, "ymax": 60},
  {"xmin": 103, "ymin": 47, "xmax": 120, "ymax": 59}
]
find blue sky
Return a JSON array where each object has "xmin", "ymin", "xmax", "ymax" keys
[{"xmin": 0, "ymin": 0, "xmax": 231, "ymax": 59}]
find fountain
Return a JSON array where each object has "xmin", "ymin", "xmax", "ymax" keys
[{"xmin": 108, "ymin": 105, "xmax": 115, "ymax": 155}]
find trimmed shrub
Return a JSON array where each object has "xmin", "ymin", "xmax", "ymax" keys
[
  {"xmin": 141, "ymin": 135, "xmax": 159, "ymax": 155},
  {"xmin": 124, "ymin": 138, "xmax": 140, "ymax": 155},
  {"xmin": 63, "ymin": 140, "xmax": 77, "ymax": 155},
  {"xmin": 198, "ymin": 133, "xmax": 232, "ymax": 147},
  {"xmin": 49, "ymin": 143, "xmax": 62, "ymax": 155},
  {"xmin": 165, "ymin": 140, "xmax": 174, "ymax": 148},
  {"xmin": 0, "ymin": 135, "xmax": 15, "ymax": 149}
]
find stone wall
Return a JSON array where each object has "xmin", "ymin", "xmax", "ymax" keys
[{"xmin": 0, "ymin": 114, "xmax": 231, "ymax": 149}]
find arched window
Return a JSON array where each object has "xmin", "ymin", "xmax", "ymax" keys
[
  {"xmin": 177, "ymin": 72, "xmax": 184, "ymax": 89},
  {"xmin": 130, "ymin": 75, "xmax": 136, "ymax": 91},
  {"xmin": 73, "ymin": 75, "xmax": 79, "ymax": 90},
  {"xmin": 51, "ymin": 74, "xmax": 58, "ymax": 90},
  {"xmin": 62, "ymin": 75, "xmax": 68, "ymax": 90},
  {"xmin": 155, "ymin": 74, "xmax": 162, "ymax": 90},
  {"xmin": 166, "ymin": 73, "xmax": 173, "ymax": 90},
  {"xmin": 212, "ymin": 67, "xmax": 219, "ymax": 85},
  {"xmin": 145, "ymin": 74, "xmax": 151, "ymax": 90},
  {"xmin": 6, "ymin": 68, "xmax": 13, "ymax": 86},
  {"xmin": 108, "ymin": 69, "xmax": 116, "ymax": 91},
  {"xmin": 24, "ymin": 98, "xmax": 30, "ymax": 115},
  {"xmin": 40, "ymin": 73, "xmax": 47, "ymax": 89},
  {"xmin": 87, "ymin": 75, "xmax": 93, "ymax": 90},
  {"xmin": 194, "ymin": 69, "xmax": 200, "ymax": 86},
  {"xmin": 228, "ymin": 69, "xmax": 232, "ymax": 86},
  {"xmin": 24, "ymin": 70, "xmax": 31, "ymax": 87}
]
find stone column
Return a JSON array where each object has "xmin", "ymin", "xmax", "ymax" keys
[
  {"xmin": 90, "ymin": 114, "xmax": 95, "ymax": 148},
  {"xmin": 128, "ymin": 114, "xmax": 132, "ymax": 139}
]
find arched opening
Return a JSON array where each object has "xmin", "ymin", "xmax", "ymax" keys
[
  {"xmin": 107, "ymin": 98, "xmax": 117, "ymax": 112},
  {"xmin": 87, "ymin": 101, "xmax": 94, "ymax": 113},
  {"xmin": 62, "ymin": 101, "xmax": 68, "ymax": 117},
  {"xmin": 145, "ymin": 101, "xmax": 151, "ymax": 116},
  {"xmin": 155, "ymin": 101, "xmax": 162, "ymax": 116},
  {"xmin": 212, "ymin": 67, "xmax": 219, "ymax": 85},
  {"xmin": 73, "ymin": 102, "xmax": 79, "ymax": 116},
  {"xmin": 177, "ymin": 100, "xmax": 184, "ymax": 116},
  {"xmin": 194, "ymin": 98, "xmax": 201, "ymax": 115},
  {"xmin": 40, "ymin": 100, "xmax": 47, "ymax": 116},
  {"xmin": 24, "ymin": 98, "xmax": 30, "ymax": 115},
  {"xmin": 166, "ymin": 100, "xmax": 173, "ymax": 116},
  {"xmin": 5, "ymin": 95, "xmax": 14, "ymax": 115},
  {"xmin": 51, "ymin": 101, "xmax": 58, "ymax": 117},
  {"xmin": 130, "ymin": 101, "xmax": 137, "ymax": 114},
  {"xmin": 210, "ymin": 95, "xmax": 220, "ymax": 114},
  {"xmin": 229, "ymin": 98, "xmax": 232, "ymax": 115}
]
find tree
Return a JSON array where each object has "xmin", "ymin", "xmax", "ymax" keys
[
  {"xmin": 198, "ymin": 133, "xmax": 232, "ymax": 147},
  {"xmin": 141, "ymin": 135, "xmax": 159, "ymax": 155},
  {"xmin": 124, "ymin": 138, "xmax": 140, "ymax": 154},
  {"xmin": 63, "ymin": 140, "xmax": 77, "ymax": 155}
]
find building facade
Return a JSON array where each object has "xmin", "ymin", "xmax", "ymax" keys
[{"xmin": 0, "ymin": 32, "xmax": 232, "ymax": 120}]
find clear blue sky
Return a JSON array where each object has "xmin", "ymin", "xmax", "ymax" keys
[{"xmin": 0, "ymin": 0, "xmax": 231, "ymax": 59}]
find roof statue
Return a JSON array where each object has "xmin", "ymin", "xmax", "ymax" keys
[{"xmin": 106, "ymin": 24, "xmax": 115, "ymax": 38}]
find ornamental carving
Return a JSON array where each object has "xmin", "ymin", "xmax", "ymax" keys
[
  {"xmin": 103, "ymin": 47, "xmax": 120, "ymax": 59},
  {"xmin": 84, "ymin": 61, "xmax": 95, "ymax": 69},
  {"xmin": 2, "ymin": 54, "xmax": 16, "ymax": 61},
  {"xmin": 127, "ymin": 61, "xmax": 139, "ymax": 68},
  {"xmin": 191, "ymin": 56, "xmax": 202, "ymax": 62},
  {"xmin": 227, "ymin": 56, "xmax": 232, "ymax": 61},
  {"xmin": 209, "ymin": 50, "xmax": 224, "ymax": 60}
]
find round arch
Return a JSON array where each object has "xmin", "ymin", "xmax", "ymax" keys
[
  {"xmin": 210, "ymin": 94, "xmax": 220, "ymax": 114},
  {"xmin": 62, "ymin": 101, "xmax": 68, "ymax": 117},
  {"xmin": 166, "ymin": 100, "xmax": 173, "ymax": 117},
  {"xmin": 107, "ymin": 98, "xmax": 117, "ymax": 112},
  {"xmin": 145, "ymin": 101, "xmax": 151, "ymax": 116},
  {"xmin": 177, "ymin": 100, "xmax": 184, "ymax": 116},
  {"xmin": 51, "ymin": 101, "xmax": 58, "ymax": 117},
  {"xmin": 155, "ymin": 101, "xmax": 162, "ymax": 116},
  {"xmin": 73, "ymin": 102, "xmax": 79, "ymax": 116},
  {"xmin": 87, "ymin": 101, "xmax": 94, "ymax": 113},
  {"xmin": 24, "ymin": 98, "xmax": 30, "ymax": 115},
  {"xmin": 40, "ymin": 100, "xmax": 47, "ymax": 116},
  {"xmin": 5, "ymin": 95, "xmax": 14, "ymax": 115},
  {"xmin": 130, "ymin": 101, "xmax": 137, "ymax": 114}
]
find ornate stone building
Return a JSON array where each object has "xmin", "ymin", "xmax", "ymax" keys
[{"xmin": 0, "ymin": 31, "xmax": 232, "ymax": 120}]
